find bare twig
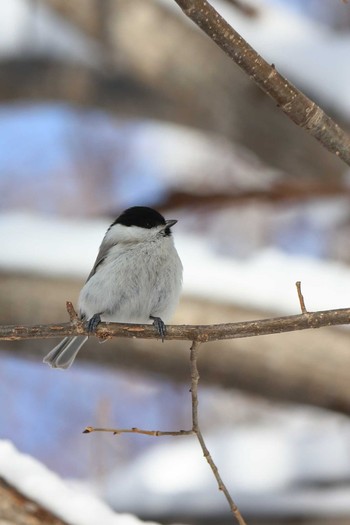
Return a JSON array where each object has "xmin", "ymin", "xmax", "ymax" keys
[
  {"xmin": 296, "ymin": 281, "xmax": 308, "ymax": 314},
  {"xmin": 189, "ymin": 341, "xmax": 247, "ymax": 524},
  {"xmin": 190, "ymin": 341, "xmax": 201, "ymax": 432},
  {"xmin": 83, "ymin": 426, "xmax": 193, "ymax": 437},
  {"xmin": 66, "ymin": 301, "xmax": 79, "ymax": 323},
  {"xmin": 2, "ymin": 306, "xmax": 350, "ymax": 342},
  {"xmin": 84, "ymin": 341, "xmax": 247, "ymax": 523},
  {"xmin": 173, "ymin": 0, "xmax": 350, "ymax": 167}
]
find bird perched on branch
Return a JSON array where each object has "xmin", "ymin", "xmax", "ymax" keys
[{"xmin": 43, "ymin": 206, "xmax": 183, "ymax": 369}]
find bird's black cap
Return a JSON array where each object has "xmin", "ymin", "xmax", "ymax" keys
[{"xmin": 112, "ymin": 206, "xmax": 167, "ymax": 229}]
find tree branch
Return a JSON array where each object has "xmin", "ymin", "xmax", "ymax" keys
[
  {"xmin": 173, "ymin": 0, "xmax": 350, "ymax": 167},
  {"xmin": 2, "ymin": 306, "xmax": 350, "ymax": 342},
  {"xmin": 83, "ymin": 426, "xmax": 193, "ymax": 437},
  {"xmin": 6, "ymin": 291, "xmax": 347, "ymax": 521},
  {"xmin": 296, "ymin": 281, "xmax": 308, "ymax": 314},
  {"xmin": 189, "ymin": 341, "xmax": 247, "ymax": 524},
  {"xmin": 83, "ymin": 340, "xmax": 248, "ymax": 524}
]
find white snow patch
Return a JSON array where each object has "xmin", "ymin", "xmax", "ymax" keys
[{"xmin": 0, "ymin": 440, "xmax": 164, "ymax": 525}]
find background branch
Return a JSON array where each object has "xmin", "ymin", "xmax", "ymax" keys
[
  {"xmin": 223, "ymin": 0, "xmax": 259, "ymax": 17},
  {"xmin": 173, "ymin": 0, "xmax": 350, "ymax": 167}
]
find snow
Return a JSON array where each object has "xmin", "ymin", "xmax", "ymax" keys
[
  {"xmin": 140, "ymin": 121, "xmax": 281, "ymax": 193},
  {"xmin": 0, "ymin": 103, "xmax": 281, "ymax": 217},
  {"xmin": 165, "ymin": 0, "xmax": 350, "ymax": 118},
  {"xmin": 0, "ymin": 440, "xmax": 165, "ymax": 525},
  {"xmin": 2, "ymin": 364, "xmax": 350, "ymax": 521},
  {"xmin": 180, "ymin": 236, "xmax": 350, "ymax": 314},
  {"xmin": 1, "ymin": 212, "xmax": 350, "ymax": 316}
]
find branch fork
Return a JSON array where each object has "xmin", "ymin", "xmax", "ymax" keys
[
  {"xmin": 81, "ymin": 284, "xmax": 315, "ymax": 524},
  {"xmin": 66, "ymin": 301, "xmax": 84, "ymax": 333},
  {"xmin": 1, "ymin": 285, "xmax": 348, "ymax": 523},
  {"xmin": 84, "ymin": 340, "xmax": 247, "ymax": 525},
  {"xmin": 65, "ymin": 301, "xmax": 111, "ymax": 342}
]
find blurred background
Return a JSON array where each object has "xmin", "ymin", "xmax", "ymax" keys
[{"xmin": 2, "ymin": 0, "xmax": 350, "ymax": 524}]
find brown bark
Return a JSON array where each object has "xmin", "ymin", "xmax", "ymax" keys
[
  {"xmin": 0, "ymin": 477, "xmax": 68, "ymax": 525},
  {"xmin": 1, "ymin": 307, "xmax": 350, "ymax": 342},
  {"xmin": 173, "ymin": 0, "xmax": 350, "ymax": 167},
  {"xmin": 2, "ymin": 1, "xmax": 345, "ymax": 183},
  {"xmin": 3, "ymin": 274, "xmax": 350, "ymax": 415},
  {"xmin": 2, "ymin": 273, "xmax": 350, "ymax": 415}
]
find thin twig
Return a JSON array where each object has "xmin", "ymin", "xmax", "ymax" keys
[
  {"xmin": 190, "ymin": 341, "xmax": 200, "ymax": 432},
  {"xmin": 173, "ymin": 0, "xmax": 350, "ymax": 167},
  {"xmin": 84, "ymin": 342, "xmax": 248, "ymax": 523},
  {"xmin": 296, "ymin": 281, "xmax": 308, "ymax": 314},
  {"xmin": 83, "ymin": 426, "xmax": 193, "ymax": 437},
  {"xmin": 189, "ymin": 341, "xmax": 247, "ymax": 525},
  {"xmin": 66, "ymin": 301, "xmax": 79, "ymax": 323},
  {"xmin": 2, "ymin": 306, "xmax": 350, "ymax": 342}
]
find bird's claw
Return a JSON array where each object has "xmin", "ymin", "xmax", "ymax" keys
[
  {"xmin": 150, "ymin": 316, "xmax": 166, "ymax": 342},
  {"xmin": 87, "ymin": 313, "xmax": 102, "ymax": 334}
]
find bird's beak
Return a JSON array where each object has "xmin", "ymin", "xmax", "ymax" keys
[{"xmin": 165, "ymin": 219, "xmax": 178, "ymax": 228}]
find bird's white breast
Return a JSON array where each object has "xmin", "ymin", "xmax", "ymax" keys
[{"xmin": 78, "ymin": 235, "xmax": 182, "ymax": 324}]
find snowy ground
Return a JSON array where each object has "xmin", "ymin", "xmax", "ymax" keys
[
  {"xmin": 0, "ymin": 440, "xmax": 167, "ymax": 525},
  {"xmin": 3, "ymin": 386, "xmax": 350, "ymax": 522}
]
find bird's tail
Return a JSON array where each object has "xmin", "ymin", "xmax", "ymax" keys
[{"xmin": 43, "ymin": 336, "xmax": 88, "ymax": 370}]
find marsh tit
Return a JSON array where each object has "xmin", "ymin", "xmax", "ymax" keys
[{"xmin": 43, "ymin": 206, "xmax": 183, "ymax": 370}]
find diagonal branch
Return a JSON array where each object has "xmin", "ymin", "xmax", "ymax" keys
[
  {"xmin": 173, "ymin": 0, "xmax": 350, "ymax": 167},
  {"xmin": 2, "ymin": 306, "xmax": 350, "ymax": 342}
]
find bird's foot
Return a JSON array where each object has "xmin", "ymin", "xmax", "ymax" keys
[
  {"xmin": 87, "ymin": 313, "xmax": 102, "ymax": 334},
  {"xmin": 150, "ymin": 316, "xmax": 166, "ymax": 342}
]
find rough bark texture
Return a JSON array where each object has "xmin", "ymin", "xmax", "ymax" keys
[
  {"xmin": 4, "ymin": 0, "xmax": 345, "ymax": 183},
  {"xmin": 2, "ymin": 308, "xmax": 350, "ymax": 342},
  {"xmin": 174, "ymin": 0, "xmax": 350, "ymax": 166},
  {"xmin": 0, "ymin": 477, "xmax": 68, "ymax": 525},
  {"xmin": 2, "ymin": 272, "xmax": 350, "ymax": 415}
]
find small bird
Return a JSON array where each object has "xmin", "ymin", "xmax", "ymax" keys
[{"xmin": 43, "ymin": 206, "xmax": 183, "ymax": 369}]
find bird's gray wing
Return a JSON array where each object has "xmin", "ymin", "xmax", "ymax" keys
[{"xmin": 85, "ymin": 237, "xmax": 116, "ymax": 283}]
